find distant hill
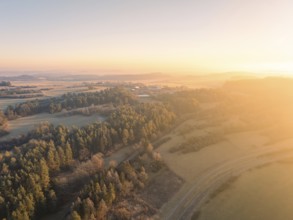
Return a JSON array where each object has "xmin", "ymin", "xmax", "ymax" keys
[
  {"xmin": 0, "ymin": 72, "xmax": 171, "ymax": 82},
  {"xmin": 181, "ymin": 72, "xmax": 257, "ymax": 81},
  {"xmin": 55, "ymin": 72, "xmax": 170, "ymax": 81},
  {"xmin": 0, "ymin": 74, "xmax": 41, "ymax": 81}
]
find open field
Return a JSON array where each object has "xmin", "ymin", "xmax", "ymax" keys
[
  {"xmin": 0, "ymin": 81, "xmax": 106, "ymax": 110},
  {"xmin": 152, "ymin": 78, "xmax": 293, "ymax": 219},
  {"xmin": 198, "ymin": 162, "xmax": 293, "ymax": 220},
  {"xmin": 0, "ymin": 113, "xmax": 105, "ymax": 141},
  {"xmin": 156, "ymin": 111, "xmax": 293, "ymax": 219},
  {"xmin": 159, "ymin": 135, "xmax": 293, "ymax": 219},
  {"xmin": 0, "ymin": 98, "xmax": 35, "ymax": 110},
  {"xmin": 158, "ymin": 117, "xmax": 269, "ymax": 182}
]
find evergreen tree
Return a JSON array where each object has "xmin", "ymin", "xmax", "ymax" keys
[
  {"xmin": 96, "ymin": 199, "xmax": 108, "ymax": 220},
  {"xmin": 39, "ymin": 159, "xmax": 50, "ymax": 189},
  {"xmin": 70, "ymin": 211, "xmax": 82, "ymax": 220}
]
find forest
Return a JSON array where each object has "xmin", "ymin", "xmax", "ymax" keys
[
  {"xmin": 0, "ymin": 84, "xmax": 240, "ymax": 220},
  {"xmin": 0, "ymin": 88, "xmax": 175, "ymax": 220}
]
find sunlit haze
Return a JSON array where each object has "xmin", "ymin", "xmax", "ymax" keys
[
  {"xmin": 1, "ymin": 0, "xmax": 293, "ymax": 75},
  {"xmin": 2, "ymin": 2, "xmax": 293, "ymax": 219}
]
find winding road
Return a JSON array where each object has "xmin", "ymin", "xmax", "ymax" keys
[{"xmin": 161, "ymin": 141, "xmax": 293, "ymax": 220}]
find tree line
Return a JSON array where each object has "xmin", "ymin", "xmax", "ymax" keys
[
  {"xmin": 5, "ymin": 87, "xmax": 137, "ymax": 119},
  {"xmin": 156, "ymin": 88, "xmax": 228, "ymax": 114},
  {"xmin": 0, "ymin": 81, "xmax": 12, "ymax": 87}
]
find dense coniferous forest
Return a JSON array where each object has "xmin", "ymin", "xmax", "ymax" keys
[
  {"xmin": 0, "ymin": 88, "xmax": 175, "ymax": 220},
  {"xmin": 68, "ymin": 157, "xmax": 158, "ymax": 219}
]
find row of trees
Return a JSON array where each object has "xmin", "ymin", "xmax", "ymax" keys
[
  {"xmin": 169, "ymin": 131, "xmax": 225, "ymax": 154},
  {"xmin": 0, "ymin": 89, "xmax": 43, "ymax": 99},
  {"xmin": 5, "ymin": 87, "xmax": 137, "ymax": 119},
  {"xmin": 0, "ymin": 89, "xmax": 41, "ymax": 95},
  {"xmin": 157, "ymin": 88, "xmax": 228, "ymax": 114},
  {"xmin": 0, "ymin": 81, "xmax": 12, "ymax": 86},
  {"xmin": 175, "ymin": 89, "xmax": 228, "ymax": 103},
  {"xmin": 0, "ymin": 100, "xmax": 175, "ymax": 219}
]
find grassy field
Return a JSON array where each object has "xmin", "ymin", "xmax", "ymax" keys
[
  {"xmin": 0, "ymin": 81, "xmax": 106, "ymax": 110},
  {"xmin": 158, "ymin": 106, "xmax": 293, "ymax": 219},
  {"xmin": 197, "ymin": 162, "xmax": 293, "ymax": 220},
  {"xmin": 0, "ymin": 98, "xmax": 33, "ymax": 110},
  {"xmin": 155, "ymin": 105, "xmax": 293, "ymax": 217},
  {"xmin": 157, "ymin": 117, "xmax": 269, "ymax": 182},
  {"xmin": 0, "ymin": 113, "xmax": 105, "ymax": 141}
]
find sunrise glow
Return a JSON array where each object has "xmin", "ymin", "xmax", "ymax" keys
[{"xmin": 1, "ymin": 0, "xmax": 293, "ymax": 75}]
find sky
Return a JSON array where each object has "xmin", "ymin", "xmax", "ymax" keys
[{"xmin": 0, "ymin": 0, "xmax": 293, "ymax": 75}]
